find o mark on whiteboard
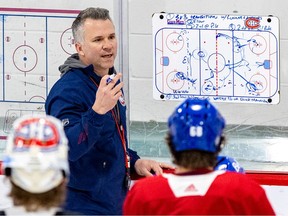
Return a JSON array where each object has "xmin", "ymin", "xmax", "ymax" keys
[
  {"xmin": 13, "ymin": 45, "xmax": 38, "ymax": 72},
  {"xmin": 166, "ymin": 32, "xmax": 184, "ymax": 52}
]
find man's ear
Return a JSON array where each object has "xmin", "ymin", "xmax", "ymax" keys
[{"xmin": 75, "ymin": 42, "xmax": 84, "ymax": 56}]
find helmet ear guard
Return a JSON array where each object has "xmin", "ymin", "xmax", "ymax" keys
[
  {"xmin": 61, "ymin": 169, "xmax": 67, "ymax": 178},
  {"xmin": 168, "ymin": 98, "xmax": 226, "ymax": 153},
  {"xmin": 216, "ymin": 135, "xmax": 226, "ymax": 152}
]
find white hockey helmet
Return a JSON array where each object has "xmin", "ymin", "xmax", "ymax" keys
[{"xmin": 2, "ymin": 115, "xmax": 69, "ymax": 193}]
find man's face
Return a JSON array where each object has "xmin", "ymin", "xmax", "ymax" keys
[{"xmin": 76, "ymin": 18, "xmax": 117, "ymax": 76}]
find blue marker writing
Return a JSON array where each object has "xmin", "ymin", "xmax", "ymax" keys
[{"xmin": 106, "ymin": 73, "xmax": 116, "ymax": 84}]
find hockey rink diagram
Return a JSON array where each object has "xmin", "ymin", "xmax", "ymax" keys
[
  {"xmin": 0, "ymin": 12, "xmax": 76, "ymax": 103},
  {"xmin": 152, "ymin": 13, "xmax": 280, "ymax": 104},
  {"xmin": 0, "ymin": 8, "xmax": 78, "ymax": 139}
]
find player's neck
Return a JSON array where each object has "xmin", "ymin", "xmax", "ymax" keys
[{"xmin": 175, "ymin": 166, "xmax": 213, "ymax": 174}]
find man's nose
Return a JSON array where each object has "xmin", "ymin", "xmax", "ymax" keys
[{"xmin": 103, "ymin": 39, "xmax": 113, "ymax": 49}]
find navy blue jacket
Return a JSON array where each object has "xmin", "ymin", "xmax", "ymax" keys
[{"xmin": 45, "ymin": 64, "xmax": 140, "ymax": 215}]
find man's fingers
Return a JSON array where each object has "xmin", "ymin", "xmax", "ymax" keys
[
  {"xmin": 141, "ymin": 169, "xmax": 153, "ymax": 177},
  {"xmin": 159, "ymin": 162, "xmax": 175, "ymax": 170}
]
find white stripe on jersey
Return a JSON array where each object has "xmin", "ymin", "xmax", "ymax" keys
[{"xmin": 163, "ymin": 170, "xmax": 225, "ymax": 197}]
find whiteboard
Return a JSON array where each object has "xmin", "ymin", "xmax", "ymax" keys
[
  {"xmin": 152, "ymin": 13, "xmax": 280, "ymax": 104},
  {"xmin": 0, "ymin": 8, "xmax": 79, "ymax": 149}
]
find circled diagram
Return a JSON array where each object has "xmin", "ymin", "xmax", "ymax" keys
[{"xmin": 12, "ymin": 45, "xmax": 38, "ymax": 72}]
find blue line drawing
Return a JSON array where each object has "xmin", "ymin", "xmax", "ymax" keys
[
  {"xmin": 0, "ymin": 12, "xmax": 76, "ymax": 104},
  {"xmin": 153, "ymin": 13, "xmax": 279, "ymax": 104}
]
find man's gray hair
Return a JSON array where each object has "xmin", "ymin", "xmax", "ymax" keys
[{"xmin": 72, "ymin": 7, "xmax": 113, "ymax": 43}]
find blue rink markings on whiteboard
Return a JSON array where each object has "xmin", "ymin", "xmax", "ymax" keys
[
  {"xmin": 152, "ymin": 13, "xmax": 279, "ymax": 104},
  {"xmin": 0, "ymin": 11, "xmax": 77, "ymax": 104}
]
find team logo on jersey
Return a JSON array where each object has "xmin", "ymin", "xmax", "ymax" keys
[
  {"xmin": 119, "ymin": 94, "xmax": 126, "ymax": 106},
  {"xmin": 184, "ymin": 184, "xmax": 198, "ymax": 192}
]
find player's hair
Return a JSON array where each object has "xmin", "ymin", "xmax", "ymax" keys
[
  {"xmin": 72, "ymin": 7, "xmax": 113, "ymax": 43},
  {"xmin": 9, "ymin": 180, "xmax": 66, "ymax": 212},
  {"xmin": 166, "ymin": 133, "xmax": 226, "ymax": 169}
]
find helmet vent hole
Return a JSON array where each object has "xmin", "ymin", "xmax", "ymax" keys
[{"xmin": 4, "ymin": 168, "xmax": 12, "ymax": 176}]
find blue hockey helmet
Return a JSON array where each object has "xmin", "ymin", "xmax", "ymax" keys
[
  {"xmin": 168, "ymin": 98, "xmax": 225, "ymax": 152},
  {"xmin": 215, "ymin": 156, "xmax": 245, "ymax": 173}
]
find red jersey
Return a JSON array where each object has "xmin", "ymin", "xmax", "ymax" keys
[{"xmin": 123, "ymin": 170, "xmax": 275, "ymax": 215}]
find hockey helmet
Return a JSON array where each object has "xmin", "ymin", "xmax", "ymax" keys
[
  {"xmin": 168, "ymin": 98, "xmax": 225, "ymax": 152},
  {"xmin": 2, "ymin": 115, "xmax": 69, "ymax": 193},
  {"xmin": 215, "ymin": 156, "xmax": 245, "ymax": 173}
]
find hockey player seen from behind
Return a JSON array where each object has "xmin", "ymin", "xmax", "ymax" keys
[
  {"xmin": 0, "ymin": 115, "xmax": 78, "ymax": 215},
  {"xmin": 123, "ymin": 98, "xmax": 275, "ymax": 215}
]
